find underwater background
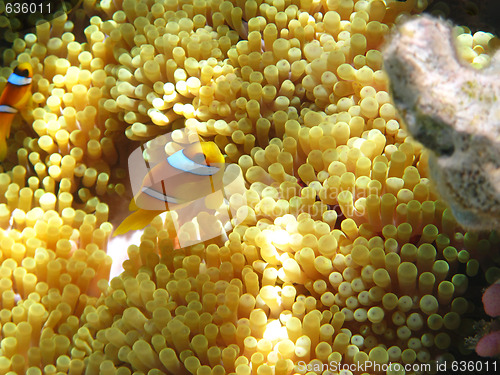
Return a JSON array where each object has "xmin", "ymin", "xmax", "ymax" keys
[{"xmin": 0, "ymin": 0, "xmax": 499, "ymax": 374}]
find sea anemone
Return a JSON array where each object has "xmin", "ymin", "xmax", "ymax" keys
[{"xmin": 0, "ymin": 0, "xmax": 498, "ymax": 373}]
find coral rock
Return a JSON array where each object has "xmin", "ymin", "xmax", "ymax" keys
[{"xmin": 383, "ymin": 15, "xmax": 500, "ymax": 230}]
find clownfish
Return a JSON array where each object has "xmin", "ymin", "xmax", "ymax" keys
[
  {"xmin": 113, "ymin": 141, "xmax": 225, "ymax": 236},
  {"xmin": 0, "ymin": 62, "xmax": 33, "ymax": 161}
]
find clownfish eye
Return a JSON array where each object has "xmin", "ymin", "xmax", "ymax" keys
[
  {"xmin": 14, "ymin": 67, "xmax": 30, "ymax": 77},
  {"xmin": 183, "ymin": 143, "xmax": 208, "ymax": 164},
  {"xmin": 182, "ymin": 141, "xmax": 223, "ymax": 166},
  {"xmin": 189, "ymin": 152, "xmax": 207, "ymax": 165}
]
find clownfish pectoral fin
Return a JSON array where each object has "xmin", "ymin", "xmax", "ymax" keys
[
  {"xmin": 113, "ymin": 209, "xmax": 164, "ymax": 237},
  {"xmin": 0, "ymin": 137, "xmax": 7, "ymax": 162},
  {"xmin": 0, "ymin": 118, "xmax": 13, "ymax": 161},
  {"xmin": 0, "ymin": 113, "xmax": 17, "ymax": 161},
  {"xmin": 17, "ymin": 89, "xmax": 32, "ymax": 111},
  {"xmin": 129, "ymin": 197, "xmax": 139, "ymax": 211}
]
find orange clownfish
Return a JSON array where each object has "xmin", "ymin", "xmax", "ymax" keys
[
  {"xmin": 113, "ymin": 141, "xmax": 225, "ymax": 236},
  {"xmin": 0, "ymin": 62, "xmax": 33, "ymax": 161}
]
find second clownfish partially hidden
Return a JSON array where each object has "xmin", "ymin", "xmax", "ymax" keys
[
  {"xmin": 113, "ymin": 141, "xmax": 225, "ymax": 236},
  {"xmin": 0, "ymin": 62, "xmax": 33, "ymax": 161}
]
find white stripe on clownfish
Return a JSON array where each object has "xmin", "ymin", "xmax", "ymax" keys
[
  {"xmin": 167, "ymin": 148, "xmax": 221, "ymax": 176},
  {"xmin": 0, "ymin": 105, "xmax": 18, "ymax": 114},
  {"xmin": 141, "ymin": 186, "xmax": 182, "ymax": 204},
  {"xmin": 7, "ymin": 73, "xmax": 32, "ymax": 86}
]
